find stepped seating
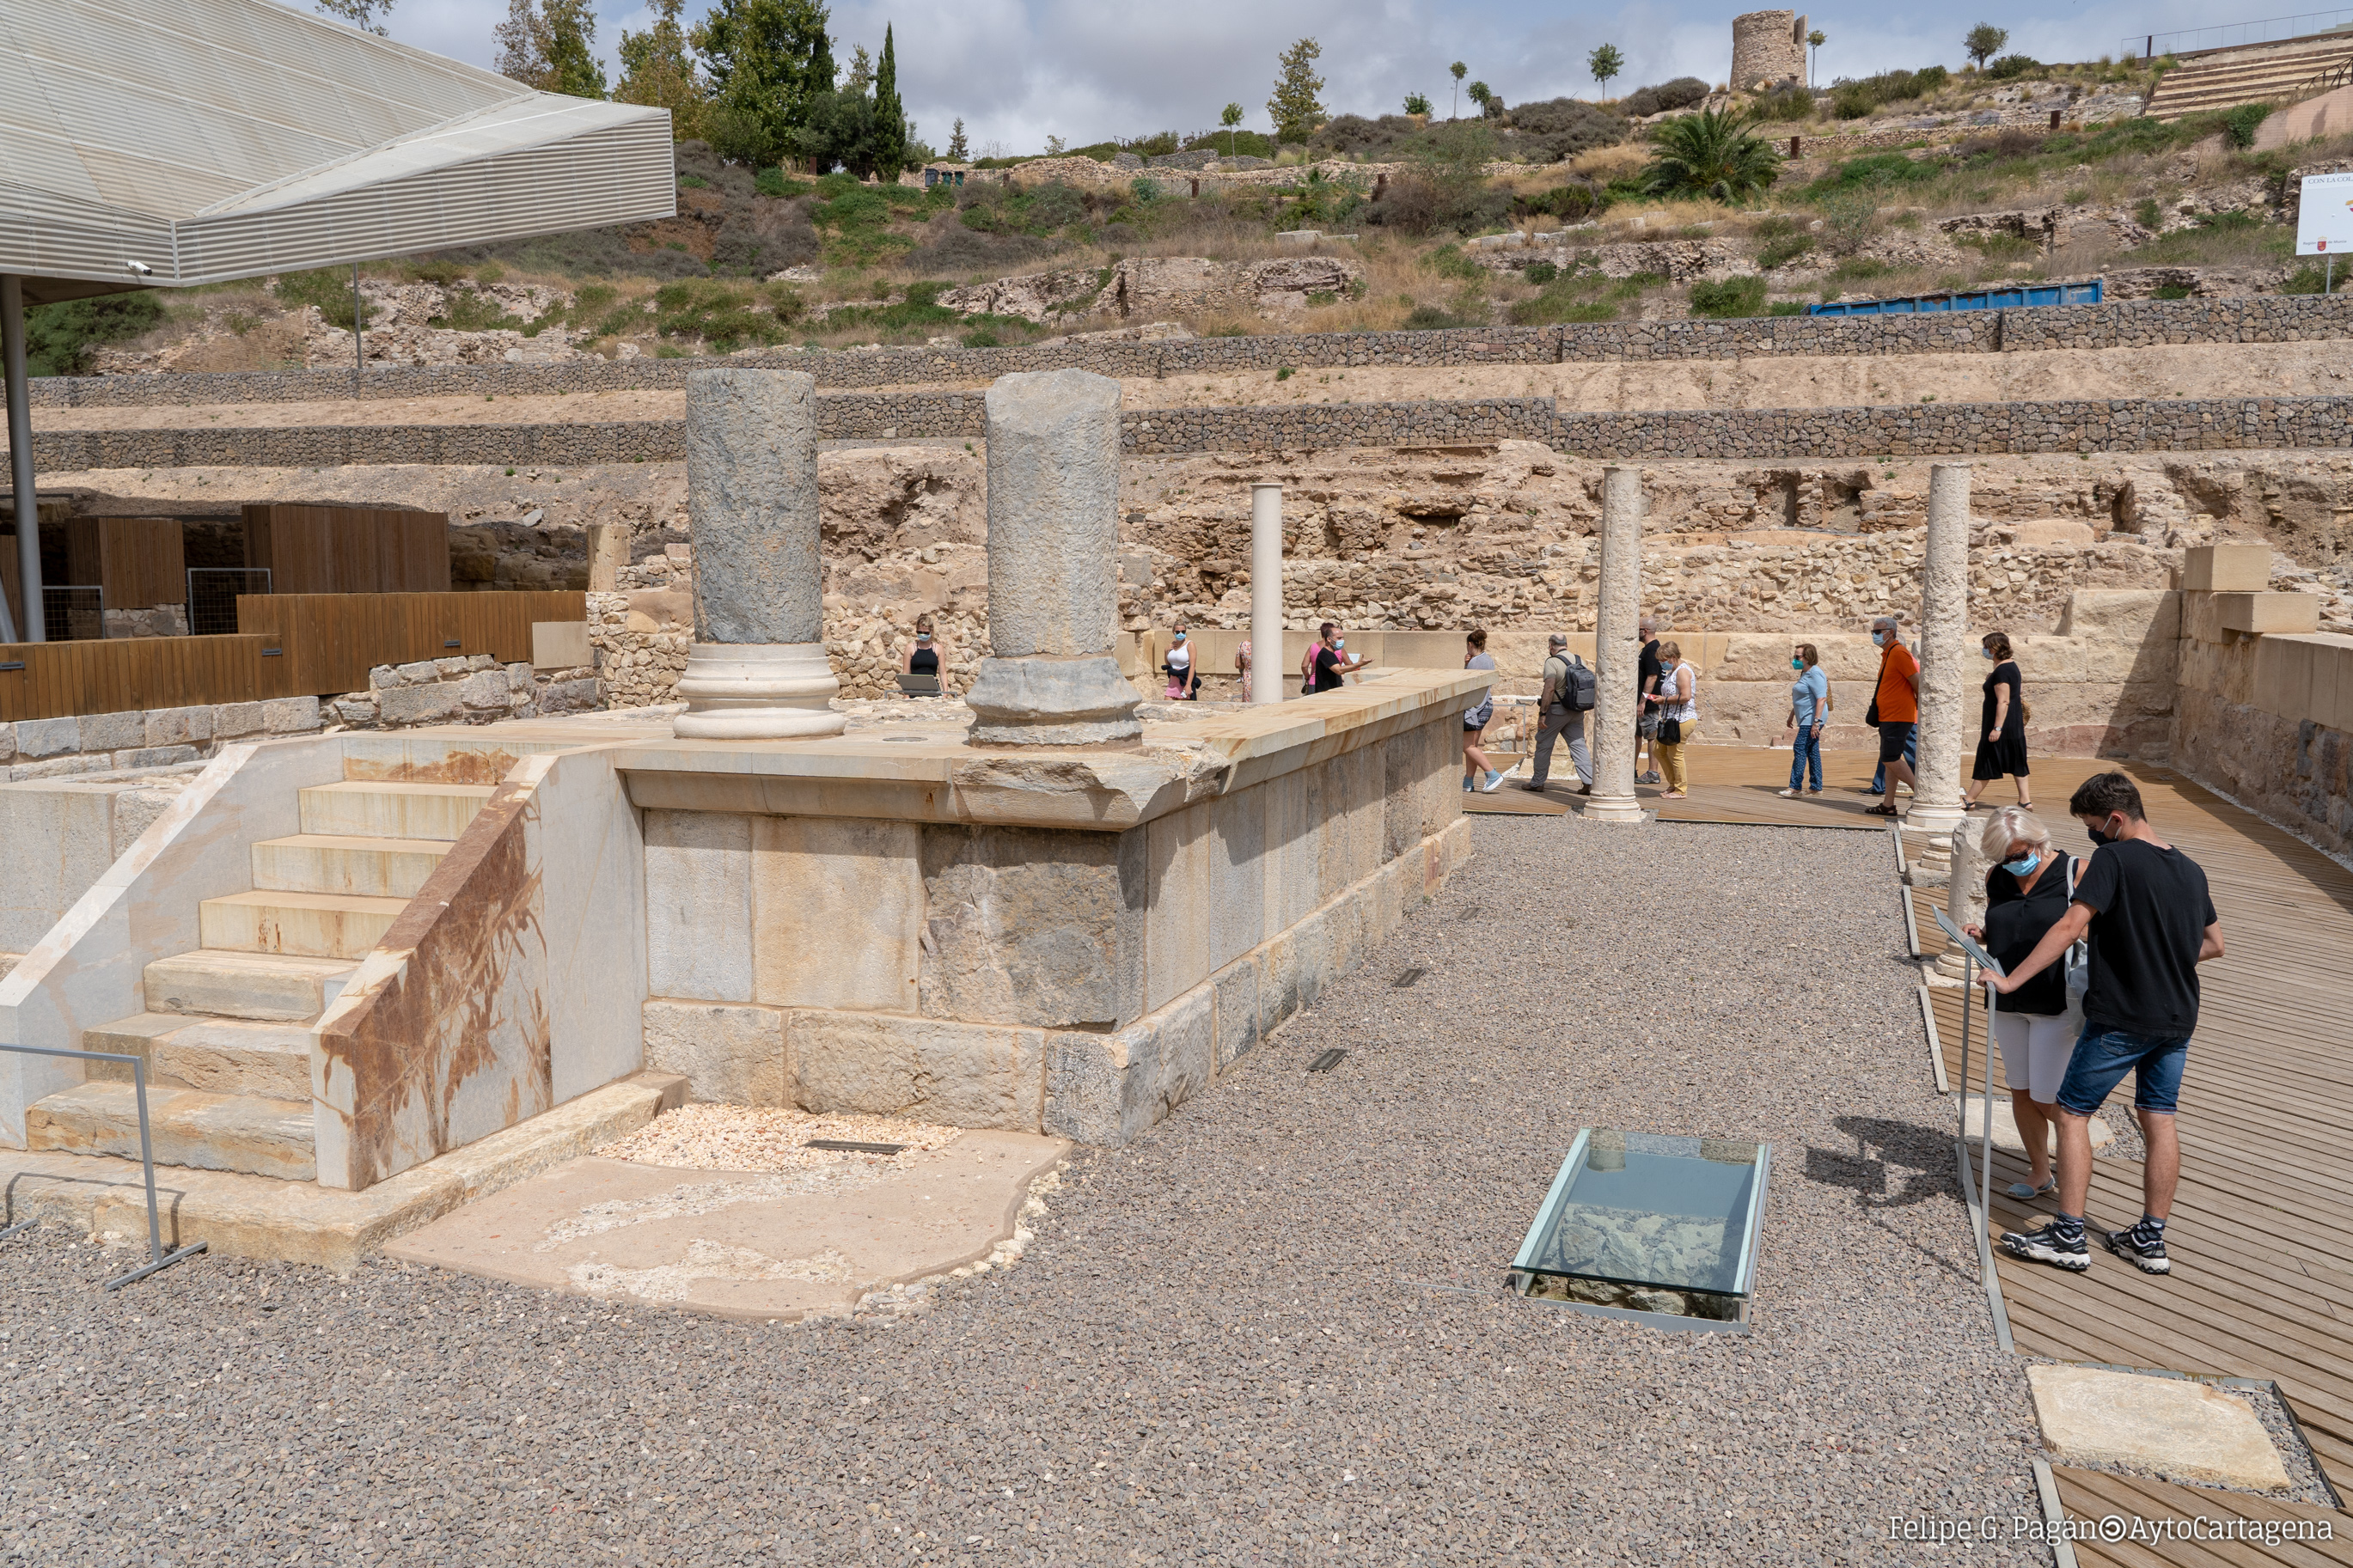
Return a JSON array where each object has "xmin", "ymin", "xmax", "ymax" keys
[
  {"xmin": 2143, "ymin": 34, "xmax": 2353, "ymax": 120},
  {"xmin": 24, "ymin": 775, "xmax": 492, "ymax": 1182}
]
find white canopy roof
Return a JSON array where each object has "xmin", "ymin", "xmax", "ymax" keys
[{"xmin": 0, "ymin": 0, "xmax": 675, "ymax": 302}]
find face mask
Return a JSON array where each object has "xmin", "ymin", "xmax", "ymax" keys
[
  {"xmin": 1172, "ymin": 632, "xmax": 1186, "ymax": 642},
  {"xmin": 917, "ymin": 634, "xmax": 932, "ymax": 643},
  {"xmin": 2086, "ymin": 817, "xmax": 2118, "ymax": 846},
  {"xmin": 1982, "ymin": 648, "xmax": 1995, "ymax": 660},
  {"xmin": 1790, "ymin": 656, "xmax": 1805, "ymax": 670},
  {"xmin": 2002, "ymin": 852, "xmax": 2041, "ymax": 877},
  {"xmin": 1872, "ymin": 631, "xmax": 1887, "ymax": 646},
  {"xmin": 1335, "ymin": 638, "xmax": 1345, "ymax": 650}
]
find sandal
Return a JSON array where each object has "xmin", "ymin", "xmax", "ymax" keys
[
  {"xmin": 1865, "ymin": 802, "xmax": 1900, "ymax": 816},
  {"xmin": 2006, "ymin": 1179, "xmax": 2057, "ymax": 1201}
]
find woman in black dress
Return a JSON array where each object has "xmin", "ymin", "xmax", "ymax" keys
[{"xmin": 1965, "ymin": 630, "xmax": 2030, "ymax": 810}]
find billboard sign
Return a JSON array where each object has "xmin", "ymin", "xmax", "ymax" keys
[{"xmin": 2297, "ymin": 171, "xmax": 2353, "ymax": 254}]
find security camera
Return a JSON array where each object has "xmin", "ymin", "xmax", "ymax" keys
[{"xmin": 124, "ymin": 259, "xmax": 153, "ymax": 277}]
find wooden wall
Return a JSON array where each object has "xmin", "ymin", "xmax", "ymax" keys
[
  {"xmin": 0, "ymin": 635, "xmax": 299, "ymax": 723},
  {"xmin": 243, "ymin": 504, "xmax": 450, "ymax": 595},
  {"xmin": 67, "ymin": 516, "xmax": 187, "ymax": 610},
  {"xmin": 235, "ymin": 591, "xmax": 587, "ymax": 698}
]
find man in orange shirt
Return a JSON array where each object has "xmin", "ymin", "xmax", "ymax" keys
[{"xmin": 1866, "ymin": 613, "xmax": 1920, "ymax": 818}]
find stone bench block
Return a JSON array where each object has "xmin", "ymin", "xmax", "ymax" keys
[
  {"xmin": 2215, "ymin": 591, "xmax": 2321, "ymax": 638},
  {"xmin": 791, "ymin": 1012, "xmax": 1045, "ymax": 1132},
  {"xmin": 2180, "ymin": 542, "xmax": 2271, "ymax": 593}
]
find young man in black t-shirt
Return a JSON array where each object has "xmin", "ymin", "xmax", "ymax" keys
[{"xmin": 1986, "ymin": 772, "xmax": 2223, "ymax": 1277}]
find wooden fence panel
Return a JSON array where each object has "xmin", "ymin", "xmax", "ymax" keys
[
  {"xmin": 236, "ymin": 591, "xmax": 586, "ymax": 697},
  {"xmin": 68, "ymin": 516, "xmax": 186, "ymax": 611},
  {"xmin": 243, "ymin": 503, "xmax": 451, "ymax": 595},
  {"xmin": 0, "ymin": 634, "xmax": 296, "ymax": 723}
]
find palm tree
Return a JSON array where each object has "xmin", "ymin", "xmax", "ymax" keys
[
  {"xmin": 1640, "ymin": 107, "xmax": 1782, "ymax": 204},
  {"xmin": 1806, "ymin": 28, "xmax": 1824, "ymax": 87},
  {"xmin": 1449, "ymin": 60, "xmax": 1466, "ymax": 120}
]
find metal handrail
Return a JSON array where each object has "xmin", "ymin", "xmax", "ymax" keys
[
  {"xmin": 0, "ymin": 1043, "xmax": 207, "ymax": 1290},
  {"xmin": 2125, "ymin": 9, "xmax": 2353, "ymax": 59}
]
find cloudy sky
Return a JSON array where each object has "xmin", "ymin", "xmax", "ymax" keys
[{"xmin": 366, "ymin": 0, "xmax": 2258, "ymax": 153}]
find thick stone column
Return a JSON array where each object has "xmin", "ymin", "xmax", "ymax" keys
[
  {"xmin": 672, "ymin": 369, "xmax": 845, "ymax": 740},
  {"xmin": 585, "ymin": 522, "xmax": 628, "ymax": 592},
  {"xmin": 965, "ymin": 369, "xmax": 1142, "ymax": 746},
  {"xmin": 1250, "ymin": 484, "xmax": 1283, "ymax": 705},
  {"xmin": 1582, "ymin": 467, "xmax": 1647, "ymax": 822},
  {"xmin": 1906, "ymin": 462, "xmax": 1971, "ymax": 834}
]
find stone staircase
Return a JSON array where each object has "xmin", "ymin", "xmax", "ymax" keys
[
  {"xmin": 2143, "ymin": 34, "xmax": 2353, "ymax": 120},
  {"xmin": 22, "ymin": 773, "xmax": 493, "ymax": 1182}
]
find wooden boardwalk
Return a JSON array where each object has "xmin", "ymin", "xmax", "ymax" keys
[{"xmin": 1472, "ymin": 747, "xmax": 2353, "ymax": 1552}]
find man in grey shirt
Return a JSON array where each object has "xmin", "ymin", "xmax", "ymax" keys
[{"xmin": 1522, "ymin": 633, "xmax": 1593, "ymax": 794}]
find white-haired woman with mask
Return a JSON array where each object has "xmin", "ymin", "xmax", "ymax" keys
[{"xmin": 1965, "ymin": 806, "xmax": 2081, "ymax": 1201}]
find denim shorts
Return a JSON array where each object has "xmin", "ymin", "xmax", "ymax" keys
[{"xmin": 2056, "ymin": 1026, "xmax": 2189, "ymax": 1117}]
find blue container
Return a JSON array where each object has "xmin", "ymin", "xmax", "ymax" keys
[{"xmin": 1807, "ymin": 278, "xmax": 2101, "ymax": 316}]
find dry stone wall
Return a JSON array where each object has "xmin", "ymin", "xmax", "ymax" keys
[
  {"xmin": 29, "ymin": 297, "xmax": 2353, "ymax": 408},
  {"xmin": 28, "ymin": 390, "xmax": 2353, "ymax": 474}
]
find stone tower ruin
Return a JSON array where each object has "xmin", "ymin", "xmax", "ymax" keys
[{"xmin": 1732, "ymin": 9, "xmax": 1806, "ymax": 91}]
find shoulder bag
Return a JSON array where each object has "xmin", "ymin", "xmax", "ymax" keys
[{"xmin": 2060, "ymin": 855, "xmax": 2091, "ymax": 1023}]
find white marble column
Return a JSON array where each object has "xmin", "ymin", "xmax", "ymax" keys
[
  {"xmin": 1906, "ymin": 462, "xmax": 1971, "ymax": 834},
  {"xmin": 1250, "ymin": 484, "xmax": 1283, "ymax": 705},
  {"xmin": 964, "ymin": 369, "xmax": 1143, "ymax": 746},
  {"xmin": 672, "ymin": 369, "xmax": 845, "ymax": 740},
  {"xmin": 1583, "ymin": 467, "xmax": 1647, "ymax": 823},
  {"xmin": 1934, "ymin": 818, "xmax": 1991, "ymax": 982}
]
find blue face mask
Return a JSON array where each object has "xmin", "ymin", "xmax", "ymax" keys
[
  {"xmin": 2002, "ymin": 852, "xmax": 2041, "ymax": 877},
  {"xmin": 1982, "ymin": 648, "xmax": 1995, "ymax": 660},
  {"xmin": 1790, "ymin": 656, "xmax": 1805, "ymax": 670},
  {"xmin": 1871, "ymin": 631, "xmax": 1887, "ymax": 646}
]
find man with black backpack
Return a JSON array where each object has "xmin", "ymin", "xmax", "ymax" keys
[{"xmin": 1522, "ymin": 633, "xmax": 1595, "ymax": 794}]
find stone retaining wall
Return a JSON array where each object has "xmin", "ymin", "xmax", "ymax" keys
[
  {"xmin": 28, "ymin": 391, "xmax": 2353, "ymax": 471},
  {"xmin": 28, "ymin": 296, "xmax": 2353, "ymax": 407},
  {"xmin": 1, "ymin": 698, "xmax": 323, "ymax": 783}
]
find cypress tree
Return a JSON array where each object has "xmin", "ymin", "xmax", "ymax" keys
[{"xmin": 871, "ymin": 23, "xmax": 908, "ymax": 176}]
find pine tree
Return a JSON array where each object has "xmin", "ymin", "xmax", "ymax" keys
[
  {"xmin": 871, "ymin": 24, "xmax": 908, "ymax": 176},
  {"xmin": 1266, "ymin": 38, "xmax": 1325, "ymax": 143},
  {"xmin": 492, "ymin": 0, "xmax": 606, "ymax": 98},
  {"xmin": 616, "ymin": 0, "xmax": 706, "ymax": 139},
  {"xmin": 492, "ymin": 0, "xmax": 544, "ymax": 85},
  {"xmin": 947, "ymin": 117, "xmax": 969, "ymax": 161},
  {"xmin": 691, "ymin": 0, "xmax": 835, "ymax": 166}
]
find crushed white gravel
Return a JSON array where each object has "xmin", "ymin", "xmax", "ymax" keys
[{"xmin": 596, "ymin": 1102, "xmax": 963, "ymax": 1172}]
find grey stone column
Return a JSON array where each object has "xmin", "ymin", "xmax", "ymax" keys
[
  {"xmin": 585, "ymin": 522, "xmax": 628, "ymax": 592},
  {"xmin": 1935, "ymin": 817, "xmax": 1991, "ymax": 982},
  {"xmin": 1583, "ymin": 467, "xmax": 1647, "ymax": 822},
  {"xmin": 1907, "ymin": 462, "xmax": 1971, "ymax": 833},
  {"xmin": 672, "ymin": 369, "xmax": 844, "ymax": 740},
  {"xmin": 965, "ymin": 369, "xmax": 1142, "ymax": 746}
]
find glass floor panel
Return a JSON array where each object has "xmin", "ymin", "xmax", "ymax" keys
[{"xmin": 1513, "ymin": 1129, "xmax": 1770, "ymax": 1324}]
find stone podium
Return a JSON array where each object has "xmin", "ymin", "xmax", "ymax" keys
[
  {"xmin": 964, "ymin": 369, "xmax": 1142, "ymax": 747},
  {"xmin": 672, "ymin": 369, "xmax": 846, "ymax": 740}
]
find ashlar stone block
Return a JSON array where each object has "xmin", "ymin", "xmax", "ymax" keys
[
  {"xmin": 2026, "ymin": 1366, "xmax": 2291, "ymax": 1492},
  {"xmin": 750, "ymin": 815, "xmax": 924, "ymax": 1012},
  {"xmin": 644, "ymin": 809, "xmax": 754, "ymax": 1002},
  {"xmin": 1044, "ymin": 985, "xmax": 1213, "ymax": 1146},
  {"xmin": 918, "ymin": 823, "xmax": 1144, "ymax": 1028},
  {"xmin": 790, "ymin": 1011, "xmax": 1045, "ymax": 1132},
  {"xmin": 643, "ymin": 999, "xmax": 789, "ymax": 1106}
]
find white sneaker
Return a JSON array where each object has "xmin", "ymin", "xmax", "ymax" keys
[{"xmin": 1481, "ymin": 770, "xmax": 1504, "ymax": 792}]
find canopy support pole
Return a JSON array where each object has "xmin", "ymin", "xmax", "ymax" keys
[{"xmin": 2, "ymin": 274, "xmax": 39, "ymax": 644}]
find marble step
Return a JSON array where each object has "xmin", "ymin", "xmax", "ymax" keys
[
  {"xmin": 297, "ymin": 780, "xmax": 493, "ymax": 841},
  {"xmin": 198, "ymin": 889, "xmax": 408, "ymax": 960},
  {"xmin": 83, "ymin": 1013, "xmax": 313, "ymax": 1101},
  {"xmin": 251, "ymin": 833, "xmax": 451, "ymax": 899},
  {"xmin": 144, "ymin": 949, "xmax": 358, "ymax": 1022},
  {"xmin": 26, "ymin": 1082, "xmax": 315, "ymax": 1181}
]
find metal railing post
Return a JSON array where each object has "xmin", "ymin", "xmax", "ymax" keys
[{"xmin": 0, "ymin": 1040, "xmax": 207, "ymax": 1290}]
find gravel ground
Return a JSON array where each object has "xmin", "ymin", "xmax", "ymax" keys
[{"xmin": 0, "ymin": 818, "xmax": 2047, "ymax": 1566}]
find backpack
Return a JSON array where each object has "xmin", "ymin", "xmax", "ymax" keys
[{"xmin": 1548, "ymin": 654, "xmax": 1596, "ymax": 712}]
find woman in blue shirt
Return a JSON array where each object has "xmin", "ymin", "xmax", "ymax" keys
[{"xmin": 1780, "ymin": 643, "xmax": 1830, "ymax": 797}]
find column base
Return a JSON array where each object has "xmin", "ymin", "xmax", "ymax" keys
[
  {"xmin": 966, "ymin": 653, "xmax": 1141, "ymax": 747},
  {"xmin": 671, "ymin": 644, "xmax": 846, "ymax": 740},
  {"xmin": 1903, "ymin": 803, "xmax": 1970, "ymax": 837},
  {"xmin": 1580, "ymin": 792, "xmax": 1650, "ymax": 823}
]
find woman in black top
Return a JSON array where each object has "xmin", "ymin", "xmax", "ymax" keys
[
  {"xmin": 902, "ymin": 614, "xmax": 942, "ymax": 680},
  {"xmin": 1965, "ymin": 805, "xmax": 2078, "ymax": 1200},
  {"xmin": 1966, "ymin": 631, "xmax": 2031, "ymax": 810}
]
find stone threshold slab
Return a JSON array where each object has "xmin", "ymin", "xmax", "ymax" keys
[
  {"xmin": 606, "ymin": 668, "xmax": 1489, "ymax": 829},
  {"xmin": 382, "ymin": 1132, "xmax": 1068, "ymax": 1322},
  {"xmin": 0, "ymin": 1072, "xmax": 685, "ymax": 1273}
]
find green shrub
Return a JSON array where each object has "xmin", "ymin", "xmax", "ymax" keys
[
  {"xmin": 275, "ymin": 267, "xmax": 372, "ymax": 330},
  {"xmin": 22, "ymin": 292, "xmax": 165, "ymax": 375},
  {"xmin": 651, "ymin": 278, "xmax": 795, "ymax": 351},
  {"xmin": 1757, "ymin": 232, "xmax": 1814, "ymax": 269},
  {"xmin": 754, "ymin": 167, "xmax": 814, "ymax": 198},
  {"xmin": 1767, "ymin": 301, "xmax": 1807, "ymax": 315},
  {"xmin": 1427, "ymin": 246, "xmax": 1486, "ymax": 281},
  {"xmin": 1825, "ymin": 64, "xmax": 1948, "ymax": 120},
  {"xmin": 1403, "ymin": 304, "xmax": 1482, "ymax": 329},
  {"xmin": 2151, "ymin": 284, "xmax": 2192, "ymax": 300},
  {"xmin": 403, "ymin": 259, "xmax": 468, "ymax": 285},
  {"xmin": 1687, "ymin": 276, "xmax": 1768, "ymax": 318},
  {"xmin": 2134, "ymin": 197, "xmax": 2163, "ymax": 229},
  {"xmin": 2222, "ymin": 103, "xmax": 2272, "ymax": 150},
  {"xmin": 1525, "ymin": 260, "xmax": 1560, "ymax": 284},
  {"xmin": 1806, "ymin": 151, "xmax": 1938, "ymax": 195},
  {"xmin": 1985, "ymin": 55, "xmax": 2041, "ymax": 81},
  {"xmin": 963, "ymin": 326, "xmax": 1003, "ymax": 347},
  {"xmin": 2283, "ymin": 264, "xmax": 2342, "ymax": 295}
]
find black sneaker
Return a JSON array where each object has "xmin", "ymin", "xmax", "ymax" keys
[
  {"xmin": 2000, "ymin": 1222, "xmax": 2090, "ymax": 1272},
  {"xmin": 2101, "ymin": 1224, "xmax": 2172, "ymax": 1276}
]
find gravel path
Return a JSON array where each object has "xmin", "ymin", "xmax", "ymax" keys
[{"xmin": 0, "ymin": 818, "xmax": 2045, "ymax": 1565}]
